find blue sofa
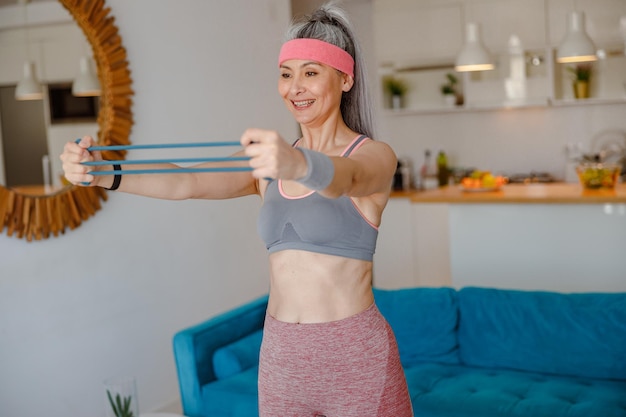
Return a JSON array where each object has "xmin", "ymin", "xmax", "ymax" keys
[{"xmin": 172, "ymin": 287, "xmax": 626, "ymax": 417}]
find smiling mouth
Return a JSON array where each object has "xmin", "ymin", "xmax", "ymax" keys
[{"xmin": 292, "ymin": 99, "xmax": 315, "ymax": 108}]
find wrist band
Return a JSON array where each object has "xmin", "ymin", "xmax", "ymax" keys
[
  {"xmin": 105, "ymin": 164, "xmax": 122, "ymax": 191},
  {"xmin": 297, "ymin": 148, "xmax": 334, "ymax": 191}
]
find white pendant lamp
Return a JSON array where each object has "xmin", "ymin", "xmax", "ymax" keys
[
  {"xmin": 72, "ymin": 56, "xmax": 101, "ymax": 97},
  {"xmin": 15, "ymin": 61, "xmax": 43, "ymax": 101},
  {"xmin": 15, "ymin": 0, "xmax": 43, "ymax": 101},
  {"xmin": 619, "ymin": 16, "xmax": 626, "ymax": 55},
  {"xmin": 455, "ymin": 23, "xmax": 495, "ymax": 72},
  {"xmin": 556, "ymin": 11, "xmax": 597, "ymax": 63}
]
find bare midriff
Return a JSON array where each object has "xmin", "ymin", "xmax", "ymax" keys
[{"xmin": 266, "ymin": 249, "xmax": 374, "ymax": 324}]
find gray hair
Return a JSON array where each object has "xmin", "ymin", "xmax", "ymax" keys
[{"xmin": 284, "ymin": 3, "xmax": 376, "ymax": 140}]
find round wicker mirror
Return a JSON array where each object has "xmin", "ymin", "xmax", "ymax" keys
[{"xmin": 0, "ymin": 0, "xmax": 133, "ymax": 241}]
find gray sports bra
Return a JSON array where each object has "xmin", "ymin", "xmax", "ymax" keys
[{"xmin": 257, "ymin": 135, "xmax": 378, "ymax": 262}]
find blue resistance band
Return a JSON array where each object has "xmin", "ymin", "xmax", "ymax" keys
[
  {"xmin": 82, "ymin": 156, "xmax": 251, "ymax": 166},
  {"xmin": 85, "ymin": 141, "xmax": 242, "ymax": 152},
  {"xmin": 89, "ymin": 166, "xmax": 252, "ymax": 176},
  {"xmin": 76, "ymin": 139, "xmax": 253, "ymax": 175}
]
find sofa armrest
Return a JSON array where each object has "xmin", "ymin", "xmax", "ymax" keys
[{"xmin": 172, "ymin": 295, "xmax": 268, "ymax": 417}]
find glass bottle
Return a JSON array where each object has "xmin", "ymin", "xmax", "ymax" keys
[
  {"xmin": 420, "ymin": 150, "xmax": 438, "ymax": 190},
  {"xmin": 437, "ymin": 151, "xmax": 449, "ymax": 187}
]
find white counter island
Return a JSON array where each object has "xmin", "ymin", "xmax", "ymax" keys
[{"xmin": 374, "ymin": 184, "xmax": 626, "ymax": 292}]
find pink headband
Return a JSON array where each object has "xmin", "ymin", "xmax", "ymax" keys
[{"xmin": 278, "ymin": 38, "xmax": 354, "ymax": 78}]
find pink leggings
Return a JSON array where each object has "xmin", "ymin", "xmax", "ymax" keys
[{"xmin": 258, "ymin": 303, "xmax": 414, "ymax": 417}]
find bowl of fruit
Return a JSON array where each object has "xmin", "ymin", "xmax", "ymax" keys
[
  {"xmin": 461, "ymin": 170, "xmax": 507, "ymax": 192},
  {"xmin": 576, "ymin": 163, "xmax": 621, "ymax": 189}
]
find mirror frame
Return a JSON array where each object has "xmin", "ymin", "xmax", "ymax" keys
[{"xmin": 0, "ymin": 0, "xmax": 133, "ymax": 242}]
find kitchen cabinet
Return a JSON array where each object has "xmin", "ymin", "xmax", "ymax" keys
[
  {"xmin": 411, "ymin": 203, "xmax": 451, "ymax": 287},
  {"xmin": 374, "ymin": 195, "xmax": 451, "ymax": 289},
  {"xmin": 375, "ymin": 185, "xmax": 626, "ymax": 292},
  {"xmin": 373, "ymin": 197, "xmax": 416, "ymax": 288},
  {"xmin": 374, "ymin": 0, "xmax": 626, "ymax": 113},
  {"xmin": 422, "ymin": 184, "xmax": 626, "ymax": 293},
  {"xmin": 448, "ymin": 202, "xmax": 626, "ymax": 292}
]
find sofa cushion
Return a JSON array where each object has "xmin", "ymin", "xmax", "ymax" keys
[
  {"xmin": 404, "ymin": 362, "xmax": 626, "ymax": 417},
  {"xmin": 457, "ymin": 287, "xmax": 626, "ymax": 380},
  {"xmin": 202, "ymin": 366, "xmax": 259, "ymax": 417},
  {"xmin": 212, "ymin": 329, "xmax": 263, "ymax": 380},
  {"xmin": 374, "ymin": 287, "xmax": 459, "ymax": 367}
]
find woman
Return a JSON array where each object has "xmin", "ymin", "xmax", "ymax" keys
[{"xmin": 61, "ymin": 4, "xmax": 413, "ymax": 417}]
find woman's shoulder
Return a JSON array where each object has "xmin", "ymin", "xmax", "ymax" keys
[{"xmin": 349, "ymin": 134, "xmax": 395, "ymax": 156}]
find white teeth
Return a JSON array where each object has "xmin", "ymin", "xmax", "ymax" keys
[{"xmin": 293, "ymin": 100, "xmax": 314, "ymax": 107}]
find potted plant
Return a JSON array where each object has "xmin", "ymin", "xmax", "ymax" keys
[
  {"xmin": 382, "ymin": 75, "xmax": 409, "ymax": 109},
  {"xmin": 440, "ymin": 73, "xmax": 461, "ymax": 107},
  {"xmin": 567, "ymin": 64, "xmax": 592, "ymax": 99},
  {"xmin": 107, "ymin": 390, "xmax": 136, "ymax": 417},
  {"xmin": 104, "ymin": 376, "xmax": 139, "ymax": 417}
]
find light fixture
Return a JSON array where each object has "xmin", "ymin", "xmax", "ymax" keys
[
  {"xmin": 72, "ymin": 56, "xmax": 101, "ymax": 97},
  {"xmin": 15, "ymin": 0, "xmax": 43, "ymax": 101},
  {"xmin": 556, "ymin": 11, "xmax": 597, "ymax": 63},
  {"xmin": 15, "ymin": 61, "xmax": 43, "ymax": 100},
  {"xmin": 455, "ymin": 23, "xmax": 495, "ymax": 72},
  {"xmin": 619, "ymin": 16, "xmax": 626, "ymax": 55}
]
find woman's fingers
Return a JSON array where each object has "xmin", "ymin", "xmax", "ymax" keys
[
  {"xmin": 60, "ymin": 136, "xmax": 98, "ymax": 185},
  {"xmin": 241, "ymin": 129, "xmax": 304, "ymax": 180},
  {"xmin": 242, "ymin": 129, "xmax": 282, "ymax": 179}
]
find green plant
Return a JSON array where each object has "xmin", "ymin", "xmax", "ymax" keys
[
  {"xmin": 382, "ymin": 75, "xmax": 409, "ymax": 96},
  {"xmin": 567, "ymin": 64, "xmax": 592, "ymax": 82},
  {"xmin": 440, "ymin": 73, "xmax": 458, "ymax": 95},
  {"xmin": 107, "ymin": 390, "xmax": 135, "ymax": 417}
]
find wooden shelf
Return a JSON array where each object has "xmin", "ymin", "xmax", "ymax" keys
[
  {"xmin": 550, "ymin": 97, "xmax": 626, "ymax": 107},
  {"xmin": 384, "ymin": 97, "xmax": 552, "ymax": 115},
  {"xmin": 380, "ymin": 47, "xmax": 626, "ymax": 115},
  {"xmin": 384, "ymin": 95, "xmax": 626, "ymax": 116}
]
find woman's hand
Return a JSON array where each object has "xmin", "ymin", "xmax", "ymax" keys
[
  {"xmin": 59, "ymin": 135, "xmax": 102, "ymax": 186},
  {"xmin": 241, "ymin": 128, "xmax": 307, "ymax": 181}
]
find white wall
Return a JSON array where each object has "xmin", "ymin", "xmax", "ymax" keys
[
  {"xmin": 0, "ymin": 1, "xmax": 295, "ymax": 416},
  {"xmin": 380, "ymin": 103, "xmax": 626, "ymax": 182}
]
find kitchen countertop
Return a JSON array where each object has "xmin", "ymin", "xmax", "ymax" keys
[{"xmin": 391, "ymin": 183, "xmax": 626, "ymax": 204}]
